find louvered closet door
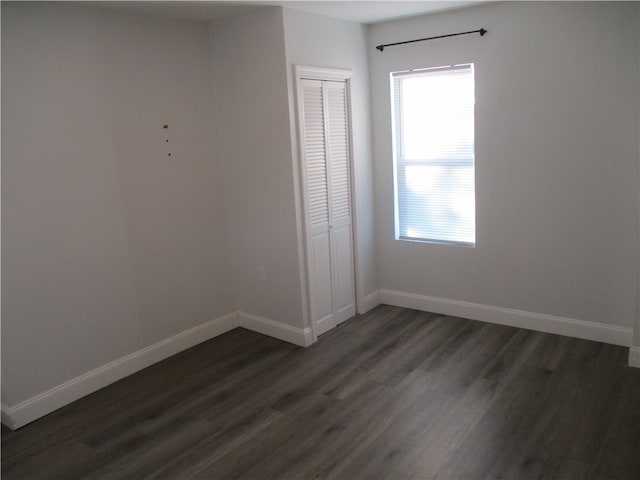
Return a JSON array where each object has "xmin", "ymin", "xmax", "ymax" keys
[
  {"xmin": 325, "ymin": 81, "xmax": 356, "ymax": 325},
  {"xmin": 300, "ymin": 78, "xmax": 355, "ymax": 336},
  {"xmin": 301, "ymin": 79, "xmax": 335, "ymax": 335}
]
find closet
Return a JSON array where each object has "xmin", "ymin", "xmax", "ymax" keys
[{"xmin": 297, "ymin": 69, "xmax": 356, "ymax": 337}]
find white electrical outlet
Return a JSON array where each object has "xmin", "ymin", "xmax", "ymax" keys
[{"xmin": 257, "ymin": 266, "xmax": 267, "ymax": 283}]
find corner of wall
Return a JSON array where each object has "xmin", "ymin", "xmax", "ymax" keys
[
  {"xmin": 237, "ymin": 311, "xmax": 313, "ymax": 347},
  {"xmin": 207, "ymin": 5, "xmax": 305, "ymax": 331},
  {"xmin": 360, "ymin": 290, "xmax": 381, "ymax": 314},
  {"xmin": 1, "ymin": 306, "xmax": 320, "ymax": 431},
  {"xmin": 282, "ymin": 9, "xmax": 379, "ymax": 331},
  {"xmin": 629, "ymin": 347, "xmax": 640, "ymax": 368},
  {"xmin": 1, "ymin": 404, "xmax": 17, "ymax": 431}
]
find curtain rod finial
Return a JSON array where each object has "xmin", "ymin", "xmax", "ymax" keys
[
  {"xmin": 480, "ymin": 28, "xmax": 487, "ymax": 36},
  {"xmin": 376, "ymin": 44, "xmax": 384, "ymax": 52}
]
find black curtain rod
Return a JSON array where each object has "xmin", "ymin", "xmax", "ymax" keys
[{"xmin": 376, "ymin": 28, "xmax": 487, "ymax": 52}]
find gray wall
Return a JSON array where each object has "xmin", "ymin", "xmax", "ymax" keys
[
  {"xmin": 209, "ymin": 8, "xmax": 306, "ymax": 329},
  {"xmin": 636, "ymin": 3, "xmax": 640, "ymax": 353},
  {"xmin": 368, "ymin": 2, "xmax": 639, "ymax": 328},
  {"xmin": 2, "ymin": 3, "xmax": 235, "ymax": 405},
  {"xmin": 3, "ymin": 0, "xmax": 639, "ymax": 414}
]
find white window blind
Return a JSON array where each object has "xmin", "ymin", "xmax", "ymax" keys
[{"xmin": 391, "ymin": 64, "xmax": 476, "ymax": 246}]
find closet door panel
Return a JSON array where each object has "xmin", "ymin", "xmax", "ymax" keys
[
  {"xmin": 333, "ymin": 223, "xmax": 356, "ymax": 323},
  {"xmin": 302, "ymin": 80, "xmax": 330, "ymax": 228},
  {"xmin": 325, "ymin": 81, "xmax": 351, "ymax": 225},
  {"xmin": 301, "ymin": 78, "xmax": 336, "ymax": 332},
  {"xmin": 311, "ymin": 232, "xmax": 335, "ymax": 335},
  {"xmin": 325, "ymin": 80, "xmax": 356, "ymax": 325}
]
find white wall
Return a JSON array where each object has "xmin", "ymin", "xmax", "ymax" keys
[
  {"xmin": 282, "ymin": 8, "xmax": 378, "ymax": 315},
  {"xmin": 2, "ymin": 3, "xmax": 235, "ymax": 406},
  {"xmin": 209, "ymin": 8, "xmax": 306, "ymax": 329},
  {"xmin": 368, "ymin": 2, "xmax": 639, "ymax": 331}
]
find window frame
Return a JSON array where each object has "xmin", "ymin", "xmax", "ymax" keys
[{"xmin": 390, "ymin": 63, "xmax": 476, "ymax": 248}]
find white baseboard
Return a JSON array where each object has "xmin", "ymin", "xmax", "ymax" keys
[
  {"xmin": 359, "ymin": 290, "xmax": 381, "ymax": 315},
  {"xmin": 379, "ymin": 289, "xmax": 633, "ymax": 347},
  {"xmin": 1, "ymin": 404, "xmax": 14, "ymax": 429},
  {"xmin": 1, "ymin": 310, "xmax": 315, "ymax": 430},
  {"xmin": 5, "ymin": 294, "xmax": 629, "ymax": 430},
  {"xmin": 629, "ymin": 346, "xmax": 640, "ymax": 368},
  {"xmin": 2, "ymin": 311, "xmax": 240, "ymax": 430},
  {"xmin": 237, "ymin": 311, "xmax": 313, "ymax": 347}
]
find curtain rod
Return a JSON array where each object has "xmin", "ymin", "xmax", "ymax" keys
[{"xmin": 375, "ymin": 28, "xmax": 487, "ymax": 52}]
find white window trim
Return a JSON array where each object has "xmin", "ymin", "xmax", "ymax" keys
[{"xmin": 391, "ymin": 63, "xmax": 476, "ymax": 247}]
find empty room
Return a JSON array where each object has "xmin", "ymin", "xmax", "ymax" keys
[{"xmin": 2, "ymin": 1, "xmax": 639, "ymax": 478}]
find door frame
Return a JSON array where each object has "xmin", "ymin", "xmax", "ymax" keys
[{"xmin": 294, "ymin": 65, "xmax": 361, "ymax": 344}]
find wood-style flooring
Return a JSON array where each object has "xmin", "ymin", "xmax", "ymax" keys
[{"xmin": 2, "ymin": 305, "xmax": 640, "ymax": 479}]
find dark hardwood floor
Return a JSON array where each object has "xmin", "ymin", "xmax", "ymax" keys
[{"xmin": 2, "ymin": 305, "xmax": 640, "ymax": 479}]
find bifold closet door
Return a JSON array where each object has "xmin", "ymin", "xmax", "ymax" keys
[{"xmin": 300, "ymin": 78, "xmax": 356, "ymax": 336}]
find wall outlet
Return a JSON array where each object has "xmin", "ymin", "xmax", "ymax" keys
[{"xmin": 257, "ymin": 266, "xmax": 267, "ymax": 283}]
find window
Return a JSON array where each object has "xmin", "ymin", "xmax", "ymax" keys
[{"xmin": 391, "ymin": 63, "xmax": 476, "ymax": 246}]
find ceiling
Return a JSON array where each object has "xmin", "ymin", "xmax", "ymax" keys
[{"xmin": 90, "ymin": 1, "xmax": 485, "ymax": 25}]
